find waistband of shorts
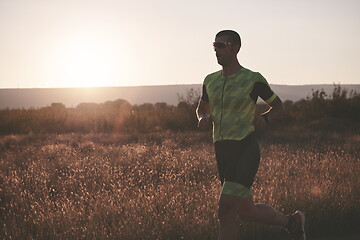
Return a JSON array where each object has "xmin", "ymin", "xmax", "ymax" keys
[{"xmin": 214, "ymin": 131, "xmax": 256, "ymax": 145}]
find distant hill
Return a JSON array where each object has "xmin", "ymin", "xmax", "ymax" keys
[{"xmin": 0, "ymin": 84, "xmax": 359, "ymax": 109}]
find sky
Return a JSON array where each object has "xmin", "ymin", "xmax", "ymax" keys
[{"xmin": 0, "ymin": 0, "xmax": 359, "ymax": 88}]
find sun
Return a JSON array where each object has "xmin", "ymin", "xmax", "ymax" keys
[{"xmin": 54, "ymin": 36, "xmax": 121, "ymax": 88}]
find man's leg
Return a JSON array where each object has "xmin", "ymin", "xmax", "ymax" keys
[
  {"xmin": 218, "ymin": 194, "xmax": 288, "ymax": 240},
  {"xmin": 237, "ymin": 197, "xmax": 288, "ymax": 225},
  {"xmin": 217, "ymin": 196, "xmax": 238, "ymax": 240}
]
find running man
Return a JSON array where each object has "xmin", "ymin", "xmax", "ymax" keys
[{"xmin": 196, "ymin": 30, "xmax": 306, "ymax": 240}]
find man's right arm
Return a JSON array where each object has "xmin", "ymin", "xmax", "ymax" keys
[{"xmin": 196, "ymin": 99, "xmax": 211, "ymax": 129}]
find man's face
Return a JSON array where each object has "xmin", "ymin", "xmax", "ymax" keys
[{"xmin": 213, "ymin": 36, "xmax": 237, "ymax": 66}]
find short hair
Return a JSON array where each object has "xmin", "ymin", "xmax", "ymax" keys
[{"xmin": 216, "ymin": 30, "xmax": 241, "ymax": 47}]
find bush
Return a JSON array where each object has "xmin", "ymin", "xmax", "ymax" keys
[{"xmin": 0, "ymin": 85, "xmax": 358, "ymax": 135}]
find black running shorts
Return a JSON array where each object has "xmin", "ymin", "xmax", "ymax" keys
[{"xmin": 214, "ymin": 132, "xmax": 260, "ymax": 196}]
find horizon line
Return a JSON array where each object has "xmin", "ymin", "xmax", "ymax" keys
[{"xmin": 1, "ymin": 82, "xmax": 359, "ymax": 90}]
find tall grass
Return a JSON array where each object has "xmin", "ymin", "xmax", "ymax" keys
[{"xmin": 0, "ymin": 131, "xmax": 359, "ymax": 239}]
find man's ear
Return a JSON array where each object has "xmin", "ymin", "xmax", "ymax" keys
[{"xmin": 233, "ymin": 44, "xmax": 241, "ymax": 53}]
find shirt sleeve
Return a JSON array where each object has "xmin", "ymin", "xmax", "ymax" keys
[
  {"xmin": 250, "ymin": 73, "xmax": 277, "ymax": 104},
  {"xmin": 200, "ymin": 84, "xmax": 209, "ymax": 102}
]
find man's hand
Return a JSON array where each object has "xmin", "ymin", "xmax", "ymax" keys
[
  {"xmin": 196, "ymin": 99, "xmax": 211, "ymax": 130},
  {"xmin": 198, "ymin": 116, "xmax": 211, "ymax": 130},
  {"xmin": 254, "ymin": 96, "xmax": 285, "ymax": 130}
]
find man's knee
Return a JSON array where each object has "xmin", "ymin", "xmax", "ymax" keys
[
  {"xmin": 239, "ymin": 198, "xmax": 259, "ymax": 222},
  {"xmin": 238, "ymin": 207, "xmax": 258, "ymax": 222},
  {"xmin": 218, "ymin": 194, "xmax": 258, "ymax": 222}
]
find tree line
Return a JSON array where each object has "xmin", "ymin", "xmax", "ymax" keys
[{"xmin": 0, "ymin": 84, "xmax": 358, "ymax": 135}]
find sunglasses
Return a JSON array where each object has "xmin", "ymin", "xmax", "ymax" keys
[{"xmin": 213, "ymin": 41, "xmax": 232, "ymax": 48}]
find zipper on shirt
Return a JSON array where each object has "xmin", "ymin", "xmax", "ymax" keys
[{"xmin": 219, "ymin": 77, "xmax": 227, "ymax": 140}]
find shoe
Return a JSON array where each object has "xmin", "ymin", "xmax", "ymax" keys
[{"xmin": 286, "ymin": 210, "xmax": 306, "ymax": 240}]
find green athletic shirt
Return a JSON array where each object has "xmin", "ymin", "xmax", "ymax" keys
[{"xmin": 201, "ymin": 67, "xmax": 277, "ymax": 142}]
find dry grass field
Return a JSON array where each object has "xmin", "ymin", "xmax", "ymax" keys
[{"xmin": 0, "ymin": 131, "xmax": 359, "ymax": 240}]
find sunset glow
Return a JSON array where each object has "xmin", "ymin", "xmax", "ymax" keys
[
  {"xmin": 0, "ymin": 0, "xmax": 359, "ymax": 88},
  {"xmin": 53, "ymin": 36, "xmax": 120, "ymax": 87}
]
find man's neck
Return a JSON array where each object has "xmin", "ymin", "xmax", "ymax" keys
[{"xmin": 222, "ymin": 61, "xmax": 242, "ymax": 77}]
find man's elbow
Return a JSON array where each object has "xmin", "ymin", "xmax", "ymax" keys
[{"xmin": 271, "ymin": 97, "xmax": 285, "ymax": 117}]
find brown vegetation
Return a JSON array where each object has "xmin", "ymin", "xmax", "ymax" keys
[
  {"xmin": 0, "ymin": 131, "xmax": 359, "ymax": 239},
  {"xmin": 0, "ymin": 85, "xmax": 359, "ymax": 239}
]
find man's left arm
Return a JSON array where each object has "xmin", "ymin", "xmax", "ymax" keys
[{"xmin": 253, "ymin": 96, "xmax": 285, "ymax": 129}]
